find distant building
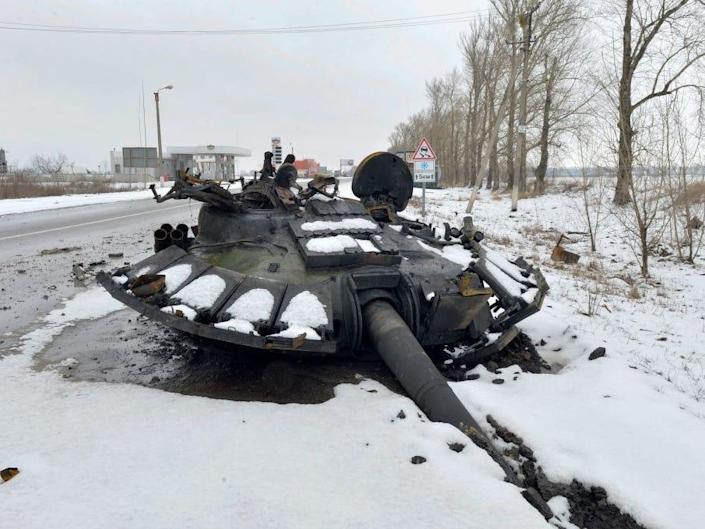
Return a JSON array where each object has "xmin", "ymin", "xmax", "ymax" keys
[
  {"xmin": 293, "ymin": 158, "xmax": 320, "ymax": 177},
  {"xmin": 111, "ymin": 144, "xmax": 251, "ymax": 180},
  {"xmin": 167, "ymin": 145, "xmax": 251, "ymax": 180},
  {"xmin": 0, "ymin": 148, "xmax": 6, "ymax": 174},
  {"xmin": 271, "ymin": 137, "xmax": 282, "ymax": 165}
]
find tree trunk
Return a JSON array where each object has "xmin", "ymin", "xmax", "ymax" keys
[
  {"xmin": 506, "ymin": 43, "xmax": 518, "ymax": 191},
  {"xmin": 640, "ymin": 224, "xmax": 649, "ymax": 277},
  {"xmin": 489, "ymin": 139, "xmax": 499, "ymax": 190},
  {"xmin": 615, "ymin": 0, "xmax": 634, "ymax": 205},
  {"xmin": 463, "ymin": 95, "xmax": 472, "ymax": 186},
  {"xmin": 535, "ymin": 56, "xmax": 554, "ymax": 194}
]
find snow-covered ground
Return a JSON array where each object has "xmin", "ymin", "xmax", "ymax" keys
[
  {"xmin": 402, "ymin": 184, "xmax": 705, "ymax": 529},
  {"xmin": 1, "ymin": 181, "xmax": 704, "ymax": 528}
]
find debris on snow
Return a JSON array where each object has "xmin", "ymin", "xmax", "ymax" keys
[
  {"xmin": 588, "ymin": 347, "xmax": 606, "ymax": 361},
  {"xmin": 39, "ymin": 246, "xmax": 81, "ymax": 256},
  {"xmin": 270, "ymin": 324, "xmax": 321, "ymax": 341},
  {"xmin": 214, "ymin": 318, "xmax": 257, "ymax": 335},
  {"xmin": 160, "ymin": 304, "xmax": 197, "ymax": 320},
  {"xmin": 0, "ymin": 467, "xmax": 20, "ymax": 483}
]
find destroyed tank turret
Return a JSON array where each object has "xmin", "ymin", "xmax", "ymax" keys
[{"xmin": 98, "ymin": 151, "xmax": 551, "ymax": 516}]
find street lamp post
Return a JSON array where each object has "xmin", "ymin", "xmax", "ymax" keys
[{"xmin": 153, "ymin": 84, "xmax": 173, "ymax": 178}]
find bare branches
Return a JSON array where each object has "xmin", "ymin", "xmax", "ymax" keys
[{"xmin": 31, "ymin": 153, "xmax": 69, "ymax": 177}]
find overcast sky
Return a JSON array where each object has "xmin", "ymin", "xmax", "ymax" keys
[{"xmin": 0, "ymin": 0, "xmax": 491, "ymax": 172}]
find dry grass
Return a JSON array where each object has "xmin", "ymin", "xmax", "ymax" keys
[
  {"xmin": 627, "ymin": 285, "xmax": 642, "ymax": 299},
  {"xmin": 0, "ymin": 172, "xmax": 126, "ymax": 199},
  {"xmin": 674, "ymin": 181, "xmax": 705, "ymax": 207},
  {"xmin": 489, "ymin": 233, "xmax": 512, "ymax": 246}
]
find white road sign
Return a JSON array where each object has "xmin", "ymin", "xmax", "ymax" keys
[
  {"xmin": 414, "ymin": 160, "xmax": 435, "ymax": 172},
  {"xmin": 414, "ymin": 160, "xmax": 436, "ymax": 183},
  {"xmin": 414, "ymin": 171, "xmax": 435, "ymax": 183}
]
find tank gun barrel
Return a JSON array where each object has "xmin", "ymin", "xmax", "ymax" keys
[{"xmin": 362, "ymin": 299, "xmax": 551, "ymax": 518}]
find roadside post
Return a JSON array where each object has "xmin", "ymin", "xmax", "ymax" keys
[{"xmin": 411, "ymin": 137, "xmax": 437, "ymax": 218}]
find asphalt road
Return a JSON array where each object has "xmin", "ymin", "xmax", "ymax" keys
[{"xmin": 0, "ymin": 197, "xmax": 201, "ymax": 336}]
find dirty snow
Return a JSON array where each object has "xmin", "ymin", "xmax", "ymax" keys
[
  {"xmin": 270, "ymin": 324, "xmax": 322, "ymax": 340},
  {"xmin": 173, "ymin": 274, "xmax": 226, "ymax": 309},
  {"xmin": 306, "ymin": 234, "xmax": 358, "ymax": 253},
  {"xmin": 111, "ymin": 274, "xmax": 128, "ymax": 285},
  {"xmin": 134, "ymin": 265, "xmax": 153, "ymax": 277},
  {"xmin": 308, "ymin": 184, "xmax": 338, "ymax": 202},
  {"xmin": 548, "ymin": 496, "xmax": 579, "ymax": 529},
  {"xmin": 417, "ymin": 240, "xmax": 474, "ymax": 267},
  {"xmin": 160, "ymin": 304, "xmax": 197, "ymax": 320},
  {"xmin": 14, "ymin": 287, "xmax": 123, "ymax": 356},
  {"xmin": 280, "ymin": 291, "xmax": 328, "ymax": 328},
  {"xmin": 484, "ymin": 260, "xmax": 524, "ymax": 297},
  {"xmin": 1, "ymin": 286, "xmax": 548, "ymax": 529},
  {"xmin": 214, "ymin": 318, "xmax": 257, "ymax": 335},
  {"xmin": 482, "ymin": 245, "xmax": 535, "ymax": 285},
  {"xmin": 160, "ymin": 263, "xmax": 192, "ymax": 294},
  {"xmin": 225, "ymin": 288, "xmax": 274, "ymax": 322},
  {"xmin": 301, "ymin": 218, "xmax": 378, "ymax": 232}
]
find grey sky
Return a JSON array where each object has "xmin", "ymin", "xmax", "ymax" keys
[{"xmin": 0, "ymin": 0, "xmax": 489, "ymax": 171}]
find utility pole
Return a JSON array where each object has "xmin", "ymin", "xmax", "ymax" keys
[
  {"xmin": 154, "ymin": 84, "xmax": 173, "ymax": 179},
  {"xmin": 512, "ymin": 2, "xmax": 541, "ymax": 212}
]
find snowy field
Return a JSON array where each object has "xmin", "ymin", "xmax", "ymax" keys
[{"xmin": 1, "ymin": 181, "xmax": 704, "ymax": 528}]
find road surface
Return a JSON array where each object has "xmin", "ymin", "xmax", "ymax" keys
[{"xmin": 0, "ymin": 197, "xmax": 201, "ymax": 336}]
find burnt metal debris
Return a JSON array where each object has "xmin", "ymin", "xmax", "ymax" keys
[{"xmin": 99, "ymin": 151, "xmax": 550, "ymax": 516}]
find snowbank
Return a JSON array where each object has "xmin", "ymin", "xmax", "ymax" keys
[{"xmin": 0, "ymin": 185, "xmax": 173, "ymax": 216}]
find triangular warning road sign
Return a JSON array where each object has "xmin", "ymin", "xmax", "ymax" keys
[{"xmin": 411, "ymin": 137, "xmax": 437, "ymax": 161}]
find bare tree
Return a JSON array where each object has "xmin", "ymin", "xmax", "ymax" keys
[
  {"xmin": 613, "ymin": 106, "xmax": 671, "ymax": 277},
  {"xmin": 31, "ymin": 153, "xmax": 69, "ymax": 178},
  {"xmin": 663, "ymin": 94, "xmax": 705, "ymax": 262},
  {"xmin": 575, "ymin": 136, "xmax": 609, "ymax": 252},
  {"xmin": 610, "ymin": 0, "xmax": 705, "ymax": 204}
]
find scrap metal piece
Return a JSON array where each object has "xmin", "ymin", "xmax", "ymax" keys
[
  {"xmin": 458, "ymin": 273, "xmax": 494, "ymax": 297},
  {"xmin": 128, "ymin": 274, "xmax": 165, "ymax": 297},
  {"xmin": 551, "ymin": 234, "xmax": 580, "ymax": 264},
  {"xmin": 0, "ymin": 467, "xmax": 19, "ymax": 483}
]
